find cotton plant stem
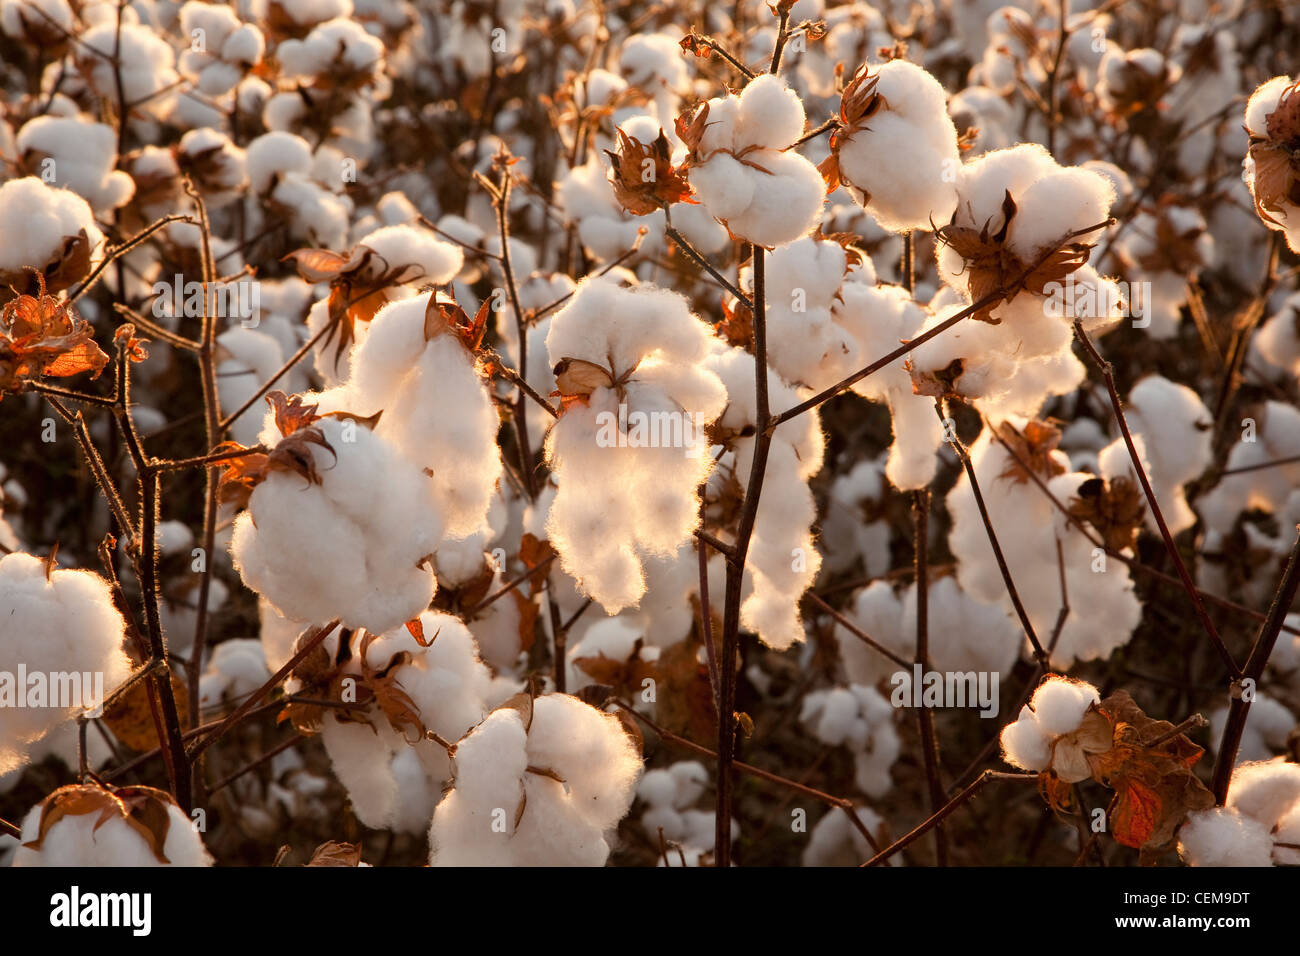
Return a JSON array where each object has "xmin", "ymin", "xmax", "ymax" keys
[
  {"xmin": 861, "ymin": 771, "xmax": 1037, "ymax": 866},
  {"xmin": 912, "ymin": 489, "xmax": 948, "ymax": 865},
  {"xmin": 1211, "ymin": 529, "xmax": 1300, "ymax": 803},
  {"xmin": 664, "ymin": 225, "xmax": 754, "ymax": 310},
  {"xmin": 1072, "ymin": 320, "xmax": 1241, "ymax": 679},
  {"xmin": 715, "ymin": 244, "xmax": 774, "ymax": 867},
  {"xmin": 188, "ymin": 618, "xmax": 341, "ymax": 760},
  {"xmin": 185, "ymin": 181, "xmax": 224, "ymax": 787},
  {"xmin": 935, "ymin": 401, "xmax": 1052, "ymax": 670},
  {"xmin": 218, "ymin": 311, "xmax": 339, "ymax": 430}
]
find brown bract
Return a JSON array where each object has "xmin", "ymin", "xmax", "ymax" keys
[
  {"xmin": 284, "ymin": 242, "xmax": 429, "ymax": 373},
  {"xmin": 818, "ymin": 67, "xmax": 889, "ymax": 196},
  {"xmin": 937, "ymin": 191, "xmax": 1093, "ymax": 323},
  {"xmin": 215, "ymin": 390, "xmax": 380, "ymax": 509},
  {"xmin": 1068, "ymin": 475, "xmax": 1145, "ymax": 552},
  {"xmin": 0, "ymin": 229, "xmax": 93, "ymax": 303},
  {"xmin": 604, "ymin": 128, "xmax": 695, "ymax": 216},
  {"xmin": 22, "ymin": 783, "xmax": 181, "ymax": 864},
  {"xmin": 997, "ymin": 420, "xmax": 1067, "ymax": 484},
  {"xmin": 0, "ymin": 271, "xmax": 108, "ymax": 397},
  {"xmin": 1248, "ymin": 81, "xmax": 1300, "ymax": 228},
  {"xmin": 423, "ymin": 289, "xmax": 491, "ymax": 361},
  {"xmin": 550, "ymin": 356, "xmax": 620, "ymax": 414},
  {"xmin": 1038, "ymin": 691, "xmax": 1215, "ymax": 862}
]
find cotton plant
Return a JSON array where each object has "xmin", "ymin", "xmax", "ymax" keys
[
  {"xmin": 681, "ymin": 74, "xmax": 826, "ymax": 248},
  {"xmin": 819, "ymin": 58, "xmax": 961, "ymax": 233},
  {"xmin": 543, "ymin": 276, "xmax": 727, "ymax": 614},
  {"xmin": 0, "ymin": 552, "xmax": 133, "ymax": 774},
  {"xmin": 799, "ymin": 684, "xmax": 900, "ymax": 799},
  {"xmin": 428, "ymin": 693, "xmax": 642, "ymax": 866},
  {"xmin": 1179, "ymin": 760, "xmax": 1300, "ymax": 867}
]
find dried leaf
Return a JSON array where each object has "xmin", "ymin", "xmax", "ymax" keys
[
  {"xmin": 306, "ymin": 840, "xmax": 363, "ymax": 866},
  {"xmin": 1067, "ymin": 475, "xmax": 1145, "ymax": 552}
]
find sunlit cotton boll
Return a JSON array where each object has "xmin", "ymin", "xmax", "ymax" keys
[
  {"xmin": 0, "ymin": 553, "xmax": 133, "ymax": 775},
  {"xmin": 686, "ymin": 75, "xmax": 825, "ymax": 248},
  {"xmin": 543, "ymin": 277, "xmax": 727, "ymax": 614},
  {"xmin": 428, "ymin": 693, "xmax": 642, "ymax": 866},
  {"xmin": 230, "ymin": 416, "xmax": 443, "ymax": 634}
]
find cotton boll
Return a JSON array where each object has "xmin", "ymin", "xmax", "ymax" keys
[
  {"xmin": 1256, "ymin": 291, "xmax": 1300, "ymax": 377},
  {"xmin": 357, "ymin": 223, "xmax": 463, "ymax": 287},
  {"xmin": 801, "ymin": 684, "xmax": 898, "ymax": 795},
  {"xmin": 0, "ymin": 177, "xmax": 105, "ymax": 287},
  {"xmin": 802, "ymin": 805, "xmax": 887, "ymax": 866},
  {"xmin": 1226, "ymin": 759, "xmax": 1300, "ymax": 828},
  {"xmin": 197, "ymin": 638, "xmax": 270, "ymax": 711},
  {"xmin": 230, "ymin": 417, "xmax": 443, "ymax": 634},
  {"xmin": 12, "ymin": 790, "xmax": 212, "ymax": 867},
  {"xmin": 543, "ymin": 278, "xmax": 727, "ymax": 613},
  {"xmin": 344, "ymin": 294, "xmax": 502, "ymax": 539},
  {"xmin": 15, "ymin": 116, "xmax": 134, "ymax": 214},
  {"xmin": 735, "ymin": 74, "xmax": 807, "ymax": 151},
  {"xmin": 834, "ymin": 60, "xmax": 960, "ymax": 232},
  {"xmin": 1209, "ymin": 696, "xmax": 1295, "ymax": 763},
  {"xmin": 429, "ymin": 693, "xmax": 642, "ymax": 866},
  {"xmin": 1000, "ymin": 705, "xmax": 1052, "ymax": 772},
  {"xmin": 76, "ymin": 24, "xmax": 178, "ymax": 124},
  {"xmin": 0, "ymin": 553, "xmax": 133, "ymax": 774},
  {"xmin": 1124, "ymin": 375, "xmax": 1212, "ymax": 535},
  {"xmin": 217, "ymin": 326, "xmax": 288, "ymax": 447},
  {"xmin": 319, "ymin": 714, "xmax": 403, "ymax": 827},
  {"xmin": 1178, "ymin": 807, "xmax": 1275, "ymax": 867},
  {"xmin": 245, "ymin": 131, "xmax": 314, "ymax": 194},
  {"xmin": 1029, "ymin": 677, "xmax": 1099, "ymax": 736}
]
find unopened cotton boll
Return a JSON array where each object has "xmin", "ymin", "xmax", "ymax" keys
[
  {"xmin": 543, "ymin": 277, "xmax": 727, "ymax": 613},
  {"xmin": 429, "ymin": 693, "xmax": 642, "ymax": 866},
  {"xmin": 230, "ymin": 416, "xmax": 443, "ymax": 634},
  {"xmin": 831, "ymin": 59, "xmax": 960, "ymax": 232},
  {"xmin": 0, "ymin": 553, "xmax": 133, "ymax": 774}
]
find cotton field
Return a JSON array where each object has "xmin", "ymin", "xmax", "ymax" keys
[{"xmin": 0, "ymin": 0, "xmax": 1298, "ymax": 883}]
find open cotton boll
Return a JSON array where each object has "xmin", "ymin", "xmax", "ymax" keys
[
  {"xmin": 357, "ymin": 224, "xmax": 463, "ymax": 288},
  {"xmin": 12, "ymin": 790, "xmax": 212, "ymax": 867},
  {"xmin": 702, "ymin": 344, "xmax": 824, "ymax": 649},
  {"xmin": 1179, "ymin": 806, "xmax": 1275, "ymax": 866},
  {"xmin": 319, "ymin": 713, "xmax": 404, "ymax": 827},
  {"xmin": 0, "ymin": 0, "xmax": 72, "ymax": 43},
  {"xmin": 1209, "ymin": 694, "xmax": 1294, "ymax": 763},
  {"xmin": 565, "ymin": 615, "xmax": 658, "ymax": 694},
  {"xmin": 15, "ymin": 116, "xmax": 134, "ymax": 214},
  {"xmin": 833, "ymin": 282, "xmax": 944, "ymax": 490},
  {"xmin": 802, "ymin": 805, "xmax": 887, "ymax": 866},
  {"xmin": 1029, "ymin": 676, "xmax": 1100, "ymax": 736},
  {"xmin": 1196, "ymin": 400, "xmax": 1300, "ymax": 534},
  {"xmin": 1226, "ymin": 759, "xmax": 1300, "ymax": 827},
  {"xmin": 0, "ymin": 552, "xmax": 133, "ymax": 775},
  {"xmin": 1000, "ymin": 704, "xmax": 1052, "ymax": 772},
  {"xmin": 343, "ymin": 294, "xmax": 501, "ymax": 539},
  {"xmin": 821, "ymin": 456, "xmax": 891, "ymax": 576},
  {"xmin": 230, "ymin": 416, "xmax": 443, "ymax": 634},
  {"xmin": 801, "ymin": 684, "xmax": 898, "ymax": 797},
  {"xmin": 831, "ymin": 60, "xmax": 960, "ymax": 232},
  {"xmin": 197, "ymin": 638, "xmax": 271, "ymax": 711},
  {"xmin": 1123, "ymin": 375, "xmax": 1212, "ymax": 535},
  {"xmin": 277, "ymin": 17, "xmax": 384, "ymax": 86},
  {"xmin": 749, "ymin": 237, "xmax": 862, "ymax": 390},
  {"xmin": 1255, "ymin": 291, "xmax": 1300, "ymax": 376},
  {"xmin": 543, "ymin": 278, "xmax": 727, "ymax": 613},
  {"xmin": 0, "ymin": 177, "xmax": 104, "ymax": 286},
  {"xmin": 1243, "ymin": 76, "xmax": 1300, "ymax": 254},
  {"xmin": 685, "ymin": 76, "xmax": 824, "ymax": 248},
  {"xmin": 270, "ymin": 173, "xmax": 353, "ymax": 251},
  {"xmin": 76, "ymin": 23, "xmax": 178, "ymax": 123},
  {"xmin": 245, "ymin": 131, "xmax": 314, "ymax": 194},
  {"xmin": 429, "ymin": 693, "xmax": 642, "ymax": 866}
]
